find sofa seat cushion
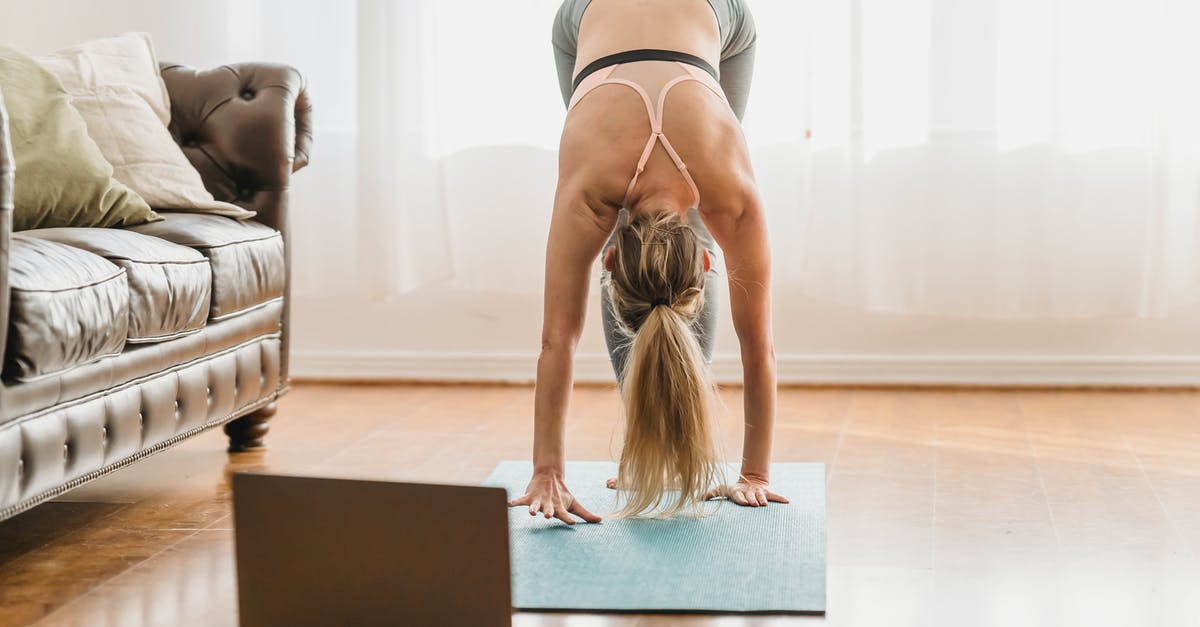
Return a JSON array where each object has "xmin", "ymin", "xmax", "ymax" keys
[
  {"xmin": 25, "ymin": 228, "xmax": 212, "ymax": 344},
  {"xmin": 5, "ymin": 235, "xmax": 129, "ymax": 382},
  {"xmin": 127, "ymin": 213, "xmax": 284, "ymax": 320}
]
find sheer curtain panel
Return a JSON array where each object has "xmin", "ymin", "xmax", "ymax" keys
[{"xmin": 239, "ymin": 0, "xmax": 1200, "ymax": 319}]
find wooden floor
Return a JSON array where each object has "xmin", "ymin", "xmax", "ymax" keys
[{"xmin": 2, "ymin": 383, "xmax": 1199, "ymax": 626}]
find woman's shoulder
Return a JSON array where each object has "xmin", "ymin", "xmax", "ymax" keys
[
  {"xmin": 554, "ymin": 169, "xmax": 624, "ymax": 220},
  {"xmin": 683, "ymin": 119, "xmax": 758, "ymax": 215},
  {"xmin": 694, "ymin": 157, "xmax": 760, "ymax": 226},
  {"xmin": 557, "ymin": 135, "xmax": 642, "ymax": 211}
]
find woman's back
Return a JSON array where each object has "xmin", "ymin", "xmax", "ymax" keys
[
  {"xmin": 573, "ymin": 0, "xmax": 721, "ymax": 71},
  {"xmin": 559, "ymin": 0, "xmax": 752, "ymax": 219}
]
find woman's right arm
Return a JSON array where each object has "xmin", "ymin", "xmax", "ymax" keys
[{"xmin": 507, "ymin": 181, "xmax": 616, "ymax": 525}]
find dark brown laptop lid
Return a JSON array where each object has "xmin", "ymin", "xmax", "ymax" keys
[{"xmin": 232, "ymin": 472, "xmax": 511, "ymax": 627}]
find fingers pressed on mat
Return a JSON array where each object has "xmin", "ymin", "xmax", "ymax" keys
[{"xmin": 569, "ymin": 501, "xmax": 602, "ymax": 523}]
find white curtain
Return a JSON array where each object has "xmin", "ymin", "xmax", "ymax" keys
[
  {"xmin": 232, "ymin": 0, "xmax": 564, "ymax": 300},
  {"xmin": 240, "ymin": 0, "xmax": 1200, "ymax": 319},
  {"xmin": 747, "ymin": 0, "xmax": 1200, "ymax": 318}
]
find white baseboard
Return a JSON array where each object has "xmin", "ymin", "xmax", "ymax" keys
[{"xmin": 290, "ymin": 350, "xmax": 1200, "ymax": 387}]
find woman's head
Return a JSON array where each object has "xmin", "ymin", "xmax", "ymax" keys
[{"xmin": 602, "ymin": 209, "xmax": 722, "ymax": 518}]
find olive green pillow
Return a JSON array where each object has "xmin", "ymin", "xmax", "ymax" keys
[{"xmin": 0, "ymin": 46, "xmax": 159, "ymax": 230}]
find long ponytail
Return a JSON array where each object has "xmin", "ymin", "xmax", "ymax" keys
[{"xmin": 606, "ymin": 209, "xmax": 722, "ymax": 518}]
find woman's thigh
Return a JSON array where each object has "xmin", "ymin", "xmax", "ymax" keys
[{"xmin": 551, "ymin": 0, "xmax": 593, "ymax": 107}]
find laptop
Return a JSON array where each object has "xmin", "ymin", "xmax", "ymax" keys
[{"xmin": 230, "ymin": 472, "xmax": 512, "ymax": 627}]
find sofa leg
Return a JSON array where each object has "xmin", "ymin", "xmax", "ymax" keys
[{"xmin": 225, "ymin": 402, "xmax": 276, "ymax": 452}]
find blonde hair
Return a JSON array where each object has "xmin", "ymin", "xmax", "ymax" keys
[{"xmin": 604, "ymin": 209, "xmax": 722, "ymax": 518}]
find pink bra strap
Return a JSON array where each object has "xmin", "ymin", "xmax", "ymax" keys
[
  {"xmin": 678, "ymin": 62, "xmax": 729, "ymax": 103},
  {"xmin": 567, "ymin": 65, "xmax": 622, "ymax": 111},
  {"xmin": 622, "ymin": 134, "xmax": 659, "ymax": 205},
  {"xmin": 620, "ymin": 74, "xmax": 703, "ymax": 209},
  {"xmin": 570, "ymin": 61, "xmax": 724, "ymax": 211},
  {"xmin": 653, "ymin": 75, "xmax": 706, "ymax": 209},
  {"xmin": 655, "ymin": 134, "xmax": 702, "ymax": 211}
]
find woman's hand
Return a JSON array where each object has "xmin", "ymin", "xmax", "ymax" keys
[
  {"xmin": 507, "ymin": 468, "xmax": 602, "ymax": 525},
  {"xmin": 703, "ymin": 475, "xmax": 790, "ymax": 507}
]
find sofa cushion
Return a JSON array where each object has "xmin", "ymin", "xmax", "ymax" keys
[
  {"xmin": 25, "ymin": 228, "xmax": 212, "ymax": 344},
  {"xmin": 127, "ymin": 213, "xmax": 284, "ymax": 320},
  {"xmin": 0, "ymin": 46, "xmax": 159, "ymax": 230},
  {"xmin": 5, "ymin": 235, "xmax": 129, "ymax": 382},
  {"xmin": 35, "ymin": 33, "xmax": 255, "ymax": 220}
]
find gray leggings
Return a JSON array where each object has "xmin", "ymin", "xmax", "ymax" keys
[{"xmin": 551, "ymin": 0, "xmax": 757, "ymax": 385}]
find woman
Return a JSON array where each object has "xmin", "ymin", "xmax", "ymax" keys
[{"xmin": 507, "ymin": 0, "xmax": 786, "ymax": 523}]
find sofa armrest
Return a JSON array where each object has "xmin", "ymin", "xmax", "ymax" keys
[
  {"xmin": 158, "ymin": 62, "xmax": 312, "ymax": 231},
  {"xmin": 0, "ymin": 89, "xmax": 13, "ymax": 371},
  {"xmin": 159, "ymin": 62, "xmax": 312, "ymax": 389}
]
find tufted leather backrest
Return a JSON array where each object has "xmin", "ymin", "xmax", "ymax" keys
[
  {"xmin": 159, "ymin": 62, "xmax": 311, "ymax": 388},
  {"xmin": 158, "ymin": 62, "xmax": 311, "ymax": 232},
  {"xmin": 0, "ymin": 89, "xmax": 12, "ymax": 371}
]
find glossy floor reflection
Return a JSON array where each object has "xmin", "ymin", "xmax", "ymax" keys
[{"xmin": 1, "ymin": 383, "xmax": 1198, "ymax": 626}]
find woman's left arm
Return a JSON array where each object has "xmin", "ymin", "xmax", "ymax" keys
[{"xmin": 698, "ymin": 181, "xmax": 788, "ymax": 507}]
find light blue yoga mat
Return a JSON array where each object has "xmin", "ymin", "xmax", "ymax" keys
[{"xmin": 484, "ymin": 460, "xmax": 826, "ymax": 614}]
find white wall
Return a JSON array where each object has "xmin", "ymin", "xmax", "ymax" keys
[
  {"xmin": 5, "ymin": 1, "xmax": 1200, "ymax": 386},
  {"xmin": 1, "ymin": 1, "xmax": 234, "ymax": 69}
]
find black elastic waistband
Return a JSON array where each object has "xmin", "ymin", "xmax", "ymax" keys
[{"xmin": 571, "ymin": 48, "xmax": 718, "ymax": 92}]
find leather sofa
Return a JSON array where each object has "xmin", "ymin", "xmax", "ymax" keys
[{"xmin": 0, "ymin": 62, "xmax": 312, "ymax": 521}]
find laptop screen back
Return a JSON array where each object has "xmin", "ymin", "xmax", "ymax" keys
[{"xmin": 231, "ymin": 472, "xmax": 511, "ymax": 627}]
